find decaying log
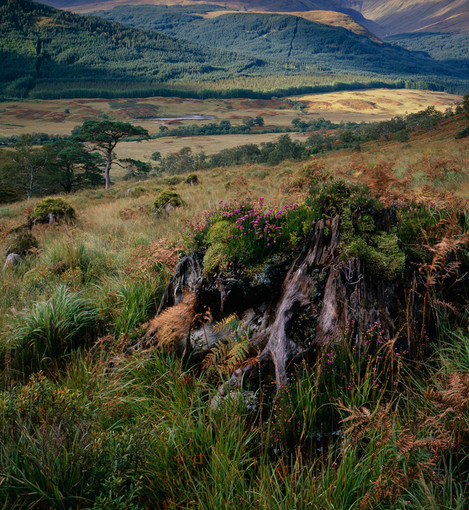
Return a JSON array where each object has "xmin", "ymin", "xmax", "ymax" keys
[{"xmin": 144, "ymin": 213, "xmax": 416, "ymax": 387}]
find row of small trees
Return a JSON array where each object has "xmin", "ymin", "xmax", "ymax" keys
[{"xmin": 0, "ymin": 120, "xmax": 149, "ymax": 202}]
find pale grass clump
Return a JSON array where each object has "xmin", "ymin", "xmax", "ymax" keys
[{"xmin": 143, "ymin": 291, "xmax": 196, "ymax": 351}]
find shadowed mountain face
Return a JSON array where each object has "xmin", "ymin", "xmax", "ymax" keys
[
  {"xmin": 87, "ymin": 7, "xmax": 469, "ymax": 79},
  {"xmin": 42, "ymin": 0, "xmax": 469, "ymax": 35},
  {"xmin": 0, "ymin": 0, "xmax": 286, "ymax": 97},
  {"xmin": 6, "ymin": 0, "xmax": 468, "ymax": 97}
]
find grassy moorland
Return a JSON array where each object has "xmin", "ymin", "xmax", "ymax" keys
[
  {"xmin": 0, "ymin": 89, "xmax": 461, "ymax": 166},
  {"xmin": 0, "ymin": 106, "xmax": 468, "ymax": 508}
]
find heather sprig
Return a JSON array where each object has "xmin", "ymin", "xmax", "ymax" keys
[{"xmin": 191, "ymin": 198, "xmax": 302, "ymax": 273}]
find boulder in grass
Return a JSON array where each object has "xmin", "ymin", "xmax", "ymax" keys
[
  {"xmin": 185, "ymin": 173, "xmax": 199, "ymax": 185},
  {"xmin": 154, "ymin": 190, "xmax": 184, "ymax": 216},
  {"xmin": 3, "ymin": 253, "xmax": 22, "ymax": 271},
  {"xmin": 5, "ymin": 229, "xmax": 38, "ymax": 258},
  {"xmin": 29, "ymin": 197, "xmax": 76, "ymax": 226}
]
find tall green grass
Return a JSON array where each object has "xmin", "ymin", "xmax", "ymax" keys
[{"xmin": 6, "ymin": 285, "xmax": 98, "ymax": 375}]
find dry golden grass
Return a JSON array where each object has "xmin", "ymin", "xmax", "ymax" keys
[
  {"xmin": 296, "ymin": 88, "xmax": 461, "ymax": 121},
  {"xmin": 143, "ymin": 290, "xmax": 196, "ymax": 350},
  {"xmin": 113, "ymin": 132, "xmax": 309, "ymax": 166},
  {"xmin": 1, "ymin": 112, "xmax": 467, "ymax": 262}
]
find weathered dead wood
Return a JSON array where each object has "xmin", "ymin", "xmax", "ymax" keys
[{"xmin": 144, "ymin": 212, "xmax": 414, "ymax": 387}]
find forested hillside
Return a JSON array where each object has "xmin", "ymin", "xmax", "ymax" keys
[
  {"xmin": 91, "ymin": 7, "xmax": 468, "ymax": 79},
  {"xmin": 386, "ymin": 32, "xmax": 469, "ymax": 62},
  {"xmin": 0, "ymin": 0, "xmax": 279, "ymax": 98},
  {"xmin": 43, "ymin": 0, "xmax": 469, "ymax": 35},
  {"xmin": 2, "ymin": 1, "xmax": 468, "ymax": 99}
]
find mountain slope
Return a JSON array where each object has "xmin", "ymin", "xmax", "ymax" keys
[
  {"xmin": 43, "ymin": 0, "xmax": 469, "ymax": 35},
  {"xmin": 386, "ymin": 32, "xmax": 469, "ymax": 61},
  {"xmin": 0, "ymin": 0, "xmax": 280, "ymax": 97},
  {"xmin": 341, "ymin": 0, "xmax": 469, "ymax": 35},
  {"xmin": 90, "ymin": 7, "xmax": 468, "ymax": 79},
  {"xmin": 203, "ymin": 9, "xmax": 382, "ymax": 42}
]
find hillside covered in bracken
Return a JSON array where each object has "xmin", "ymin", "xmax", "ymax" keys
[
  {"xmin": 1, "ymin": 0, "xmax": 469, "ymax": 508},
  {"xmin": 0, "ymin": 91, "xmax": 468, "ymax": 507}
]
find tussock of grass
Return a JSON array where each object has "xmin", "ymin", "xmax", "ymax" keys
[{"xmin": 6, "ymin": 285, "xmax": 98, "ymax": 374}]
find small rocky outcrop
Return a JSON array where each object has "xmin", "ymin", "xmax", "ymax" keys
[
  {"xmin": 28, "ymin": 197, "xmax": 76, "ymax": 226},
  {"xmin": 3, "ymin": 253, "xmax": 22, "ymax": 271},
  {"xmin": 153, "ymin": 190, "xmax": 184, "ymax": 217}
]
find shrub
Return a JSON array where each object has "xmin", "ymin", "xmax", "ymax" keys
[
  {"xmin": 7, "ymin": 285, "xmax": 98, "ymax": 373},
  {"xmin": 0, "ymin": 372, "xmax": 147, "ymax": 508},
  {"xmin": 154, "ymin": 190, "xmax": 184, "ymax": 210},
  {"xmin": 163, "ymin": 176, "xmax": 183, "ymax": 186},
  {"xmin": 192, "ymin": 198, "xmax": 304, "ymax": 276},
  {"xmin": 29, "ymin": 197, "xmax": 76, "ymax": 225},
  {"xmin": 126, "ymin": 185, "xmax": 146, "ymax": 198}
]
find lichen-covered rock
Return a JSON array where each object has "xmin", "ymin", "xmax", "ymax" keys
[
  {"xmin": 29, "ymin": 197, "xmax": 76, "ymax": 225},
  {"xmin": 5, "ymin": 230, "xmax": 38, "ymax": 257},
  {"xmin": 3, "ymin": 253, "xmax": 22, "ymax": 271},
  {"xmin": 154, "ymin": 190, "xmax": 184, "ymax": 216}
]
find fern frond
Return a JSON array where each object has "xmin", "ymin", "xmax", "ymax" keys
[
  {"xmin": 223, "ymin": 341, "xmax": 250, "ymax": 372},
  {"xmin": 214, "ymin": 313, "xmax": 240, "ymax": 333},
  {"xmin": 202, "ymin": 341, "xmax": 230, "ymax": 372}
]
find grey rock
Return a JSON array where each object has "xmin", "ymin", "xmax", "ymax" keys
[{"xmin": 3, "ymin": 253, "xmax": 22, "ymax": 271}]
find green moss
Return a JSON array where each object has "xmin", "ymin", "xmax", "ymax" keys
[
  {"xmin": 202, "ymin": 221, "xmax": 233, "ymax": 277},
  {"xmin": 153, "ymin": 190, "xmax": 184, "ymax": 210},
  {"xmin": 356, "ymin": 214, "xmax": 375, "ymax": 234},
  {"xmin": 347, "ymin": 231, "xmax": 405, "ymax": 281},
  {"xmin": 309, "ymin": 180, "xmax": 406, "ymax": 281},
  {"xmin": 29, "ymin": 197, "xmax": 76, "ymax": 224},
  {"xmin": 5, "ymin": 231, "xmax": 38, "ymax": 257}
]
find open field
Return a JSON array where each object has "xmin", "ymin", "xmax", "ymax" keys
[
  {"xmin": 295, "ymin": 88, "xmax": 462, "ymax": 121},
  {"xmin": 114, "ymin": 132, "xmax": 309, "ymax": 163},
  {"xmin": 0, "ymin": 89, "xmax": 461, "ymax": 140}
]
